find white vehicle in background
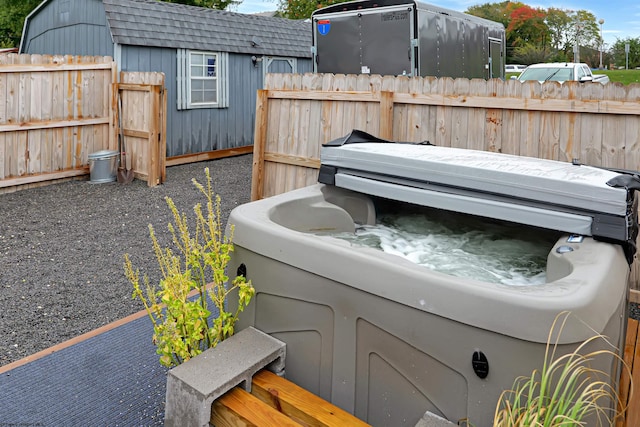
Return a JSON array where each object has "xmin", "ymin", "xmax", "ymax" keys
[
  {"xmin": 513, "ymin": 62, "xmax": 610, "ymax": 84},
  {"xmin": 505, "ymin": 64, "xmax": 527, "ymax": 73}
]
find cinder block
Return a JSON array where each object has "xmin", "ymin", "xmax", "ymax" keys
[
  {"xmin": 164, "ymin": 326, "xmax": 286, "ymax": 427},
  {"xmin": 414, "ymin": 411, "xmax": 458, "ymax": 427}
]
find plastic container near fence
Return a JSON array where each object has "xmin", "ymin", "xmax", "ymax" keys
[{"xmin": 88, "ymin": 150, "xmax": 119, "ymax": 183}]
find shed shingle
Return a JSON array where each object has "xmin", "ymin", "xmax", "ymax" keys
[{"xmin": 103, "ymin": 0, "xmax": 312, "ymax": 58}]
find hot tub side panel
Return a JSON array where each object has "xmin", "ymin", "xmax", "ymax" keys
[{"xmin": 230, "ymin": 246, "xmax": 626, "ymax": 426}]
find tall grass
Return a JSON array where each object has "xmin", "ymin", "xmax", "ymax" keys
[
  {"xmin": 493, "ymin": 311, "xmax": 631, "ymax": 427},
  {"xmin": 597, "ymin": 69, "xmax": 640, "ymax": 85}
]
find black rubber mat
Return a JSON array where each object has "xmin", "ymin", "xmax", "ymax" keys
[{"xmin": 0, "ymin": 314, "xmax": 168, "ymax": 426}]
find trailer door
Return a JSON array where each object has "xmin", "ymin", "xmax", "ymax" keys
[
  {"xmin": 489, "ymin": 37, "xmax": 503, "ymax": 79},
  {"xmin": 314, "ymin": 6, "xmax": 414, "ymax": 76}
]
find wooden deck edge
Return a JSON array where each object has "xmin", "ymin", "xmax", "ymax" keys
[
  {"xmin": 250, "ymin": 370, "xmax": 370, "ymax": 426},
  {"xmin": 210, "ymin": 369, "xmax": 370, "ymax": 427},
  {"xmin": 166, "ymin": 146, "xmax": 253, "ymax": 167},
  {"xmin": 615, "ymin": 319, "xmax": 638, "ymax": 427}
]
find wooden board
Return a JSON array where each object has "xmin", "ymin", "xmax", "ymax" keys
[
  {"xmin": 211, "ymin": 370, "xmax": 370, "ymax": 427},
  {"xmin": 250, "ymin": 370, "xmax": 370, "ymax": 427},
  {"xmin": 211, "ymin": 387, "xmax": 303, "ymax": 427}
]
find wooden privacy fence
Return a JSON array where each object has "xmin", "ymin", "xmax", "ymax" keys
[
  {"xmin": 118, "ymin": 72, "xmax": 166, "ymax": 186},
  {"xmin": 0, "ymin": 54, "xmax": 116, "ymax": 191},
  {"xmin": 0, "ymin": 54, "xmax": 166, "ymax": 192},
  {"xmin": 252, "ymin": 72, "xmax": 640, "ymax": 293}
]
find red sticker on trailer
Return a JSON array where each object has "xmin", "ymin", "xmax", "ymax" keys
[{"xmin": 317, "ymin": 19, "xmax": 331, "ymax": 36}]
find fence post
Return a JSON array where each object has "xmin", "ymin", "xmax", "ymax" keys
[
  {"xmin": 379, "ymin": 91, "xmax": 394, "ymax": 140},
  {"xmin": 251, "ymin": 90, "xmax": 269, "ymax": 201}
]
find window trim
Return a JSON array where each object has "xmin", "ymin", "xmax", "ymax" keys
[{"xmin": 177, "ymin": 49, "xmax": 229, "ymax": 110}]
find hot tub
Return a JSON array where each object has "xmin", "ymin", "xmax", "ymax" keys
[{"xmin": 228, "ymin": 131, "xmax": 637, "ymax": 426}]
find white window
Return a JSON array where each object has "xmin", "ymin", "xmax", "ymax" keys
[{"xmin": 177, "ymin": 49, "xmax": 229, "ymax": 109}]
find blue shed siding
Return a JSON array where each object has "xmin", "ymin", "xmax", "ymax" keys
[
  {"xmin": 120, "ymin": 45, "xmax": 312, "ymax": 157},
  {"xmin": 21, "ymin": 0, "xmax": 113, "ymax": 56},
  {"xmin": 20, "ymin": 0, "xmax": 313, "ymax": 158}
]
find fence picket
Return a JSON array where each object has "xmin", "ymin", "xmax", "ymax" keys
[{"xmin": 0, "ymin": 53, "xmax": 115, "ymax": 188}]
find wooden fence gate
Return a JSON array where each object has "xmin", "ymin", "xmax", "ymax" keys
[{"xmin": 117, "ymin": 72, "xmax": 166, "ymax": 187}]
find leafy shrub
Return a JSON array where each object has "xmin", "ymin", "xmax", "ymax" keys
[{"xmin": 124, "ymin": 168, "xmax": 254, "ymax": 367}]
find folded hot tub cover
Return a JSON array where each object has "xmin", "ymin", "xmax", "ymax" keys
[{"xmin": 319, "ymin": 129, "xmax": 639, "ymax": 264}]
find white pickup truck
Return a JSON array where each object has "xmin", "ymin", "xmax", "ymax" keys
[{"xmin": 513, "ymin": 62, "xmax": 610, "ymax": 84}]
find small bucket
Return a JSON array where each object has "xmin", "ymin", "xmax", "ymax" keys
[{"xmin": 88, "ymin": 150, "xmax": 119, "ymax": 183}]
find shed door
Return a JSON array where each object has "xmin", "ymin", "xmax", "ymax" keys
[{"xmin": 315, "ymin": 6, "xmax": 413, "ymax": 76}]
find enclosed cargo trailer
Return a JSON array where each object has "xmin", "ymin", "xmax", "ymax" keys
[{"xmin": 311, "ymin": 0, "xmax": 506, "ymax": 79}]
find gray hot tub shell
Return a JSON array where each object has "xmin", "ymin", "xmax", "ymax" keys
[{"xmin": 228, "ymin": 140, "xmax": 633, "ymax": 426}]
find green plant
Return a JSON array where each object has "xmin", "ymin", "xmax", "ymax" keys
[
  {"xmin": 124, "ymin": 167, "xmax": 254, "ymax": 367},
  {"xmin": 493, "ymin": 311, "xmax": 630, "ymax": 427}
]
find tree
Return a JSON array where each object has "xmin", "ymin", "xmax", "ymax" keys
[
  {"xmin": 572, "ymin": 10, "xmax": 600, "ymax": 50},
  {"xmin": 511, "ymin": 43, "xmax": 555, "ymax": 65},
  {"xmin": 277, "ymin": 0, "xmax": 348, "ymax": 19},
  {"xmin": 545, "ymin": 8, "xmax": 573, "ymax": 53},
  {"xmin": 466, "ymin": 1, "xmax": 529, "ymax": 63},
  {"xmin": 507, "ymin": 5, "xmax": 549, "ymax": 48},
  {"xmin": 612, "ymin": 37, "xmax": 640, "ymax": 69},
  {"xmin": 467, "ymin": 2, "xmax": 603, "ymax": 65},
  {"xmin": 0, "ymin": 0, "xmax": 40, "ymax": 48},
  {"xmin": 466, "ymin": 1, "xmax": 522, "ymax": 28}
]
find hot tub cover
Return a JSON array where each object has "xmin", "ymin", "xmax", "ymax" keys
[{"xmin": 319, "ymin": 130, "xmax": 639, "ymax": 263}]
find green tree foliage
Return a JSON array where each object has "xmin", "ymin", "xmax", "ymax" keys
[
  {"xmin": 162, "ymin": 0, "xmax": 240, "ymax": 10},
  {"xmin": 612, "ymin": 38, "xmax": 640, "ymax": 69},
  {"xmin": 277, "ymin": 0, "xmax": 348, "ymax": 20},
  {"xmin": 467, "ymin": 1, "xmax": 524, "ymax": 29},
  {"xmin": 466, "ymin": 1, "xmax": 604, "ymax": 66},
  {"xmin": 511, "ymin": 44, "xmax": 555, "ymax": 65},
  {"xmin": 0, "ymin": 0, "xmax": 40, "ymax": 48}
]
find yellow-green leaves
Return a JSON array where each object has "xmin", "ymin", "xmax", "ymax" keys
[{"xmin": 124, "ymin": 167, "xmax": 254, "ymax": 367}]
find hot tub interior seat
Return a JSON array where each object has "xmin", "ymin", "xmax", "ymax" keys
[
  {"xmin": 269, "ymin": 184, "xmax": 376, "ymax": 233},
  {"xmin": 270, "ymin": 187, "xmax": 571, "ymax": 284}
]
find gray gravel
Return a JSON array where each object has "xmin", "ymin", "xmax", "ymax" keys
[
  {"xmin": 0, "ymin": 154, "xmax": 253, "ymax": 366},
  {"xmin": 1, "ymin": 152, "xmax": 638, "ymax": 368}
]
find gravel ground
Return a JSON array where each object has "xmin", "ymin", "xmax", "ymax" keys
[
  {"xmin": 0, "ymin": 152, "xmax": 639, "ymax": 367},
  {"xmin": 0, "ymin": 154, "xmax": 253, "ymax": 366}
]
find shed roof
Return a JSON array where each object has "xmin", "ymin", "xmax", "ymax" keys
[{"xmin": 102, "ymin": 0, "xmax": 312, "ymax": 58}]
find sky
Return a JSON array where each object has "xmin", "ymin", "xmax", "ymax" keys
[{"xmin": 233, "ymin": 0, "xmax": 640, "ymax": 48}]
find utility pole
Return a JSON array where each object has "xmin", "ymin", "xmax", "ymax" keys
[
  {"xmin": 599, "ymin": 19, "xmax": 604, "ymax": 69},
  {"xmin": 574, "ymin": 17, "xmax": 582, "ymax": 63}
]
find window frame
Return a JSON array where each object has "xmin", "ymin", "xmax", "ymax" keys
[
  {"xmin": 177, "ymin": 49, "xmax": 229, "ymax": 110},
  {"xmin": 188, "ymin": 51, "xmax": 220, "ymax": 107}
]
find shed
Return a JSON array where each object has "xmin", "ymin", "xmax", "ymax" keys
[{"xmin": 20, "ymin": 0, "xmax": 313, "ymax": 159}]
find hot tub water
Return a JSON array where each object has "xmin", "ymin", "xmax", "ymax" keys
[{"xmin": 329, "ymin": 207, "xmax": 561, "ymax": 286}]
